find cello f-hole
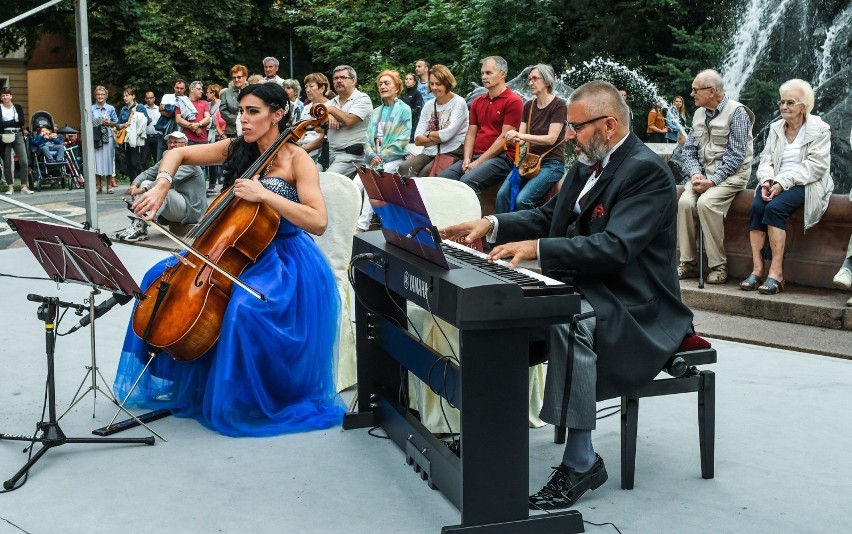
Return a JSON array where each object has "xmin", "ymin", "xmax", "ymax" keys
[{"xmin": 194, "ymin": 263, "xmax": 208, "ymax": 288}]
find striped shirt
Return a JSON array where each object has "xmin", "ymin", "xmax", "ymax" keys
[{"xmin": 681, "ymin": 95, "xmax": 752, "ymax": 185}]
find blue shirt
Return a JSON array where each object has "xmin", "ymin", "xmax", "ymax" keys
[{"xmin": 417, "ymin": 80, "xmax": 434, "ymax": 103}]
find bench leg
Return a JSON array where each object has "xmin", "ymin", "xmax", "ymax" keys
[
  {"xmin": 554, "ymin": 424, "xmax": 566, "ymax": 444},
  {"xmin": 621, "ymin": 394, "xmax": 639, "ymax": 490},
  {"xmin": 698, "ymin": 370, "xmax": 715, "ymax": 479}
]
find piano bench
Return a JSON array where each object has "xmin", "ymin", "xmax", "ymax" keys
[{"xmin": 553, "ymin": 334, "xmax": 717, "ymax": 490}]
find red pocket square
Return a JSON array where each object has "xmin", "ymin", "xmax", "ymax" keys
[{"xmin": 592, "ymin": 204, "xmax": 606, "ymax": 219}]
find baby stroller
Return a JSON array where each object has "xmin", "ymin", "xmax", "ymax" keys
[{"xmin": 28, "ymin": 111, "xmax": 81, "ymax": 191}]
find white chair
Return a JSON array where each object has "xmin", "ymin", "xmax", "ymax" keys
[
  {"xmin": 315, "ymin": 171, "xmax": 361, "ymax": 392},
  {"xmin": 407, "ymin": 177, "xmax": 549, "ymax": 433}
]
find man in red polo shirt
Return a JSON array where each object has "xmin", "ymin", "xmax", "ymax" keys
[
  {"xmin": 175, "ymin": 81, "xmax": 211, "ymax": 145},
  {"xmin": 439, "ymin": 56, "xmax": 523, "ymax": 196}
]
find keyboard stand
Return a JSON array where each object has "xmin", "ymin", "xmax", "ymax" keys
[{"xmin": 344, "ymin": 264, "xmax": 583, "ymax": 533}]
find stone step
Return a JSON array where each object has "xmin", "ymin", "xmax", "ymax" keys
[{"xmin": 680, "ymin": 278, "xmax": 851, "ymax": 331}]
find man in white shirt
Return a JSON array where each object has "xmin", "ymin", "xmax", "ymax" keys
[
  {"xmin": 263, "ymin": 57, "xmax": 284, "ymax": 86},
  {"xmin": 325, "ymin": 65, "xmax": 373, "ymax": 178},
  {"xmin": 142, "ymin": 91, "xmax": 162, "ymax": 165}
]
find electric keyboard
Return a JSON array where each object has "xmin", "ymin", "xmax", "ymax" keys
[
  {"xmin": 351, "ymin": 230, "xmax": 578, "ymax": 330},
  {"xmin": 346, "ymin": 230, "xmax": 585, "ymax": 533}
]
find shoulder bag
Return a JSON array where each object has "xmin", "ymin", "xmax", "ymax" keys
[
  {"xmin": 517, "ymin": 103, "xmax": 560, "ymax": 179},
  {"xmin": 114, "ymin": 107, "xmax": 133, "ymax": 144},
  {"xmin": 428, "ymin": 103, "xmax": 458, "ymax": 176}
]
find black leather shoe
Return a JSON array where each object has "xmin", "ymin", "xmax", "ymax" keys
[{"xmin": 529, "ymin": 454, "xmax": 608, "ymax": 510}]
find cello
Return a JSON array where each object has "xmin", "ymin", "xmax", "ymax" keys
[{"xmin": 131, "ymin": 104, "xmax": 328, "ymax": 362}]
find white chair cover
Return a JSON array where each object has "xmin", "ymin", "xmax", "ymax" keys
[
  {"xmin": 406, "ymin": 177, "xmax": 548, "ymax": 433},
  {"xmin": 315, "ymin": 172, "xmax": 361, "ymax": 392}
]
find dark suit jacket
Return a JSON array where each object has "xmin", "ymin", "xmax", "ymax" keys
[{"xmin": 495, "ymin": 133, "xmax": 693, "ymax": 400}]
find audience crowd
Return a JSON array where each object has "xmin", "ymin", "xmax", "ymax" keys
[{"xmin": 1, "ymin": 56, "xmax": 850, "ymax": 302}]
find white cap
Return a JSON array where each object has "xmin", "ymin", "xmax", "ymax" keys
[{"xmin": 166, "ymin": 131, "xmax": 188, "ymax": 141}]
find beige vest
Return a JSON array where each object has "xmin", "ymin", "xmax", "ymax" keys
[{"xmin": 691, "ymin": 98, "xmax": 754, "ymax": 183}]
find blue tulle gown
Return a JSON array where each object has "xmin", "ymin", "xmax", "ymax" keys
[{"xmin": 113, "ymin": 177, "xmax": 345, "ymax": 437}]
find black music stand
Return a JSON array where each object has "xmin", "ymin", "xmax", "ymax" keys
[{"xmin": 0, "ymin": 219, "xmax": 156, "ymax": 489}]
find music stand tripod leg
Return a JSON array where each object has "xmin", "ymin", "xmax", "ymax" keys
[
  {"xmin": 98, "ymin": 350, "xmax": 169, "ymax": 441},
  {"xmin": 59, "ymin": 289, "xmax": 113, "ymax": 420},
  {"xmin": 1, "ymin": 296, "xmax": 155, "ymax": 491}
]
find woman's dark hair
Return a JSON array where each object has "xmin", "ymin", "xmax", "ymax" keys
[{"xmin": 221, "ymin": 83, "xmax": 293, "ymax": 187}]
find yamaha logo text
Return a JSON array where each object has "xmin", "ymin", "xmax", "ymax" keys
[{"xmin": 403, "ymin": 271, "xmax": 430, "ymax": 299}]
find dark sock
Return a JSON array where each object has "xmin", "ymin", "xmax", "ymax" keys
[
  {"xmin": 561, "ymin": 428, "xmax": 595, "ymax": 472},
  {"xmin": 843, "ymin": 258, "xmax": 852, "ymax": 272}
]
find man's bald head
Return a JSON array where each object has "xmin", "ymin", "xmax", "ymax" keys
[{"xmin": 568, "ymin": 81, "xmax": 630, "ymax": 135}]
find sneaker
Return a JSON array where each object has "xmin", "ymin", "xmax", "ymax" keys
[
  {"xmin": 20, "ymin": 187, "xmax": 34, "ymax": 195},
  {"xmin": 4, "ymin": 186, "xmax": 12, "ymax": 195},
  {"xmin": 677, "ymin": 261, "xmax": 698, "ymax": 280},
  {"xmin": 833, "ymin": 267, "xmax": 852, "ymax": 290},
  {"xmin": 117, "ymin": 220, "xmax": 148, "ymax": 242},
  {"xmin": 706, "ymin": 264, "xmax": 728, "ymax": 284}
]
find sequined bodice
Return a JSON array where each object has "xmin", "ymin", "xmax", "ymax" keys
[{"xmin": 259, "ymin": 176, "xmax": 299, "ymax": 203}]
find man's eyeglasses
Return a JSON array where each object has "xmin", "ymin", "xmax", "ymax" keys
[
  {"xmin": 566, "ymin": 116, "xmax": 610, "ymax": 135},
  {"xmin": 777, "ymin": 99, "xmax": 803, "ymax": 107},
  {"xmin": 333, "ymin": 75, "xmax": 353, "ymax": 81},
  {"xmin": 690, "ymin": 86, "xmax": 713, "ymax": 94}
]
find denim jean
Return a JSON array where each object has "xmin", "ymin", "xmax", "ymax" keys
[
  {"xmin": 495, "ymin": 158, "xmax": 565, "ymax": 213},
  {"xmin": 38, "ymin": 144, "xmax": 66, "ymax": 162},
  {"xmin": 439, "ymin": 154, "xmax": 513, "ymax": 196}
]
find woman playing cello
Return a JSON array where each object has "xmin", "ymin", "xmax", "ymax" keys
[{"xmin": 113, "ymin": 83, "xmax": 344, "ymax": 437}]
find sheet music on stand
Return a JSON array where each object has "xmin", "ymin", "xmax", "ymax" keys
[
  {"xmin": 359, "ymin": 167, "xmax": 489, "ymax": 271},
  {"xmin": 8, "ymin": 218, "xmax": 141, "ymax": 297}
]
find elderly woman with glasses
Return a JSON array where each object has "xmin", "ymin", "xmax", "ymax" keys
[
  {"xmin": 495, "ymin": 64, "xmax": 567, "ymax": 213},
  {"xmin": 740, "ymin": 79, "xmax": 833, "ymax": 295}
]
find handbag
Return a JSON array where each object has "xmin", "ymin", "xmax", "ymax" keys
[
  {"xmin": 517, "ymin": 103, "xmax": 560, "ymax": 179},
  {"xmin": 429, "ymin": 153, "xmax": 456, "ymax": 177},
  {"xmin": 114, "ymin": 106, "xmax": 134, "ymax": 144},
  {"xmin": 1, "ymin": 132, "xmax": 15, "ymax": 144},
  {"xmin": 113, "ymin": 127, "xmax": 127, "ymax": 144}
]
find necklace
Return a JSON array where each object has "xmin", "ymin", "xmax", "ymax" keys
[{"xmin": 261, "ymin": 152, "xmax": 278, "ymax": 178}]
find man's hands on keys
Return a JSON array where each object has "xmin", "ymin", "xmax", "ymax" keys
[
  {"xmin": 441, "ymin": 219, "xmax": 538, "ymax": 269},
  {"xmin": 488, "ymin": 240, "xmax": 537, "ymax": 269},
  {"xmin": 441, "ymin": 218, "xmax": 491, "ymax": 245}
]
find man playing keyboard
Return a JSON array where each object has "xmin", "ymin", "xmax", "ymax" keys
[{"xmin": 442, "ymin": 80, "xmax": 694, "ymax": 511}]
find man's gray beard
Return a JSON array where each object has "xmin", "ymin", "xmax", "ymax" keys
[{"xmin": 576, "ymin": 129, "xmax": 609, "ymax": 165}]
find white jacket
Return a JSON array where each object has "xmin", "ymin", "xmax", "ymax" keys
[
  {"xmin": 126, "ymin": 109, "xmax": 148, "ymax": 148},
  {"xmin": 756, "ymin": 114, "xmax": 834, "ymax": 230}
]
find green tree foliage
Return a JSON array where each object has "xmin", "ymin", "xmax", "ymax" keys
[
  {"xmin": 294, "ymin": 0, "xmax": 561, "ymax": 97},
  {"xmin": 0, "ymin": 0, "xmax": 739, "ymax": 108}
]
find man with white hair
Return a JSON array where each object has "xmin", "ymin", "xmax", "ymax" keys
[
  {"xmin": 263, "ymin": 57, "xmax": 284, "ymax": 86},
  {"xmin": 175, "ymin": 81, "xmax": 212, "ymax": 146},
  {"xmin": 114, "ymin": 131, "xmax": 207, "ymax": 242},
  {"xmin": 676, "ymin": 69, "xmax": 754, "ymax": 284}
]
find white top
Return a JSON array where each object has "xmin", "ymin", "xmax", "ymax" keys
[
  {"xmin": 773, "ymin": 126, "xmax": 807, "ymax": 181},
  {"xmin": 414, "ymin": 94, "xmax": 468, "ymax": 156},
  {"xmin": 326, "ymin": 89, "xmax": 373, "ymax": 151},
  {"xmin": 1, "ymin": 104, "xmax": 18, "ymax": 128},
  {"xmin": 145, "ymin": 104, "xmax": 160, "ymax": 136}
]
